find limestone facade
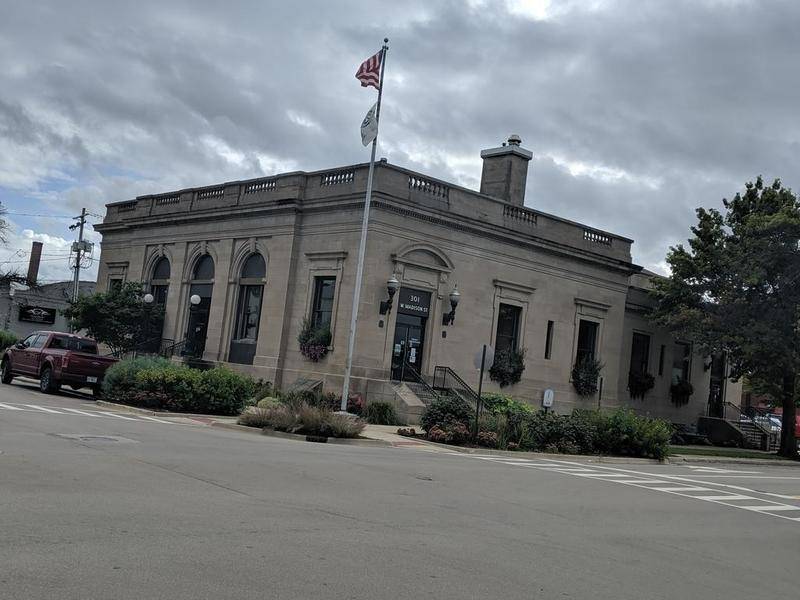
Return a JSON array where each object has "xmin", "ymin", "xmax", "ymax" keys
[{"xmin": 94, "ymin": 137, "xmax": 740, "ymax": 424}]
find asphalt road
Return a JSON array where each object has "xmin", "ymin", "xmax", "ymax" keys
[{"xmin": 1, "ymin": 379, "xmax": 799, "ymax": 600}]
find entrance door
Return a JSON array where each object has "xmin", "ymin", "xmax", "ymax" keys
[
  {"xmin": 391, "ymin": 313, "xmax": 426, "ymax": 381},
  {"xmin": 707, "ymin": 352, "xmax": 726, "ymax": 418},
  {"xmin": 185, "ymin": 296, "xmax": 211, "ymax": 358}
]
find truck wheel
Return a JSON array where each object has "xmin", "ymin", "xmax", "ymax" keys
[
  {"xmin": 39, "ymin": 366, "xmax": 60, "ymax": 394},
  {"xmin": 0, "ymin": 360, "xmax": 12, "ymax": 384}
]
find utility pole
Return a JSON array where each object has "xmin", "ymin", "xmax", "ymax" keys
[{"xmin": 70, "ymin": 207, "xmax": 87, "ymax": 304}]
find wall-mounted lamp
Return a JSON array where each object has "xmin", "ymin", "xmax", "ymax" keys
[
  {"xmin": 189, "ymin": 294, "xmax": 201, "ymax": 307},
  {"xmin": 143, "ymin": 293, "xmax": 155, "ymax": 305},
  {"xmin": 379, "ymin": 275, "xmax": 400, "ymax": 315},
  {"xmin": 442, "ymin": 285, "xmax": 461, "ymax": 326},
  {"xmin": 703, "ymin": 355, "xmax": 713, "ymax": 371}
]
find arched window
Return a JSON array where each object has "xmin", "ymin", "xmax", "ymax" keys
[
  {"xmin": 193, "ymin": 255, "xmax": 215, "ymax": 280},
  {"xmin": 149, "ymin": 257, "xmax": 171, "ymax": 305},
  {"xmin": 185, "ymin": 253, "xmax": 215, "ymax": 358},
  {"xmin": 230, "ymin": 253, "xmax": 266, "ymax": 365}
]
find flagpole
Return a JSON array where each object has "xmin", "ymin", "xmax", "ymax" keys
[{"xmin": 340, "ymin": 38, "xmax": 389, "ymax": 411}]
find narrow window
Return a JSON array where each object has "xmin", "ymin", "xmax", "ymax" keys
[
  {"xmin": 495, "ymin": 303, "xmax": 522, "ymax": 353},
  {"xmin": 149, "ymin": 257, "xmax": 171, "ymax": 305},
  {"xmin": 658, "ymin": 344, "xmax": 666, "ymax": 376},
  {"xmin": 544, "ymin": 320, "xmax": 554, "ymax": 359},
  {"xmin": 109, "ymin": 278, "xmax": 123, "ymax": 291},
  {"xmin": 671, "ymin": 342, "xmax": 691, "ymax": 384},
  {"xmin": 576, "ymin": 319, "xmax": 598, "ymax": 364},
  {"xmin": 630, "ymin": 332, "xmax": 651, "ymax": 374},
  {"xmin": 311, "ymin": 276, "xmax": 336, "ymax": 328}
]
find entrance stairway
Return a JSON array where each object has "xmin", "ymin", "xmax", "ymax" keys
[
  {"xmin": 432, "ymin": 366, "xmax": 481, "ymax": 411},
  {"xmin": 722, "ymin": 402, "xmax": 779, "ymax": 451}
]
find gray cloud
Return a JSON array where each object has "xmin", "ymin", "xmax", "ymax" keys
[{"xmin": 1, "ymin": 0, "xmax": 799, "ymax": 276}]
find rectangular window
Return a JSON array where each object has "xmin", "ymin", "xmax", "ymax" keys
[
  {"xmin": 495, "ymin": 303, "xmax": 522, "ymax": 353},
  {"xmin": 658, "ymin": 344, "xmax": 666, "ymax": 376},
  {"xmin": 630, "ymin": 332, "xmax": 651, "ymax": 374},
  {"xmin": 235, "ymin": 285, "xmax": 263, "ymax": 341},
  {"xmin": 311, "ymin": 276, "xmax": 336, "ymax": 328},
  {"xmin": 544, "ymin": 320, "xmax": 554, "ymax": 360},
  {"xmin": 576, "ymin": 319, "xmax": 598, "ymax": 364},
  {"xmin": 671, "ymin": 342, "xmax": 691, "ymax": 384},
  {"xmin": 109, "ymin": 278, "xmax": 123, "ymax": 291}
]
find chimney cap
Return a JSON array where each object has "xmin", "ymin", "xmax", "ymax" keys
[{"xmin": 507, "ymin": 134, "xmax": 522, "ymax": 146}]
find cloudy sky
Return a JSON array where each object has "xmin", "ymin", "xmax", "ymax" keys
[{"xmin": 1, "ymin": 0, "xmax": 798, "ymax": 282}]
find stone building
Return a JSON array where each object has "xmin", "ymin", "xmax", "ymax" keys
[{"xmin": 95, "ymin": 136, "xmax": 740, "ymax": 424}]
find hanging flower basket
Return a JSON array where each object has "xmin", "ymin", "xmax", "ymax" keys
[
  {"xmin": 488, "ymin": 348, "xmax": 526, "ymax": 388},
  {"xmin": 628, "ymin": 370, "xmax": 655, "ymax": 400},
  {"xmin": 670, "ymin": 378, "xmax": 694, "ymax": 406},
  {"xmin": 572, "ymin": 357, "xmax": 603, "ymax": 397},
  {"xmin": 298, "ymin": 319, "xmax": 332, "ymax": 362}
]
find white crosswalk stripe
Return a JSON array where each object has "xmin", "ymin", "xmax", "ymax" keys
[
  {"xmin": 23, "ymin": 404, "xmax": 62, "ymax": 414},
  {"xmin": 455, "ymin": 454, "xmax": 800, "ymax": 524},
  {"xmin": 0, "ymin": 401, "xmax": 185, "ymax": 426},
  {"xmin": 0, "ymin": 402, "xmax": 24, "ymax": 410},
  {"xmin": 59, "ymin": 407, "xmax": 104, "ymax": 417}
]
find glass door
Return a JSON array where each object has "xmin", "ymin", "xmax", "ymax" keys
[{"xmin": 391, "ymin": 314, "xmax": 426, "ymax": 381}]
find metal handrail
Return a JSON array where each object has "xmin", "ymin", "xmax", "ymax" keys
[
  {"xmin": 433, "ymin": 366, "xmax": 481, "ymax": 409},
  {"xmin": 400, "ymin": 360, "xmax": 441, "ymax": 401},
  {"xmin": 723, "ymin": 401, "xmax": 775, "ymax": 450}
]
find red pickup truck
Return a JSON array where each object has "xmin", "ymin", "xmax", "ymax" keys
[{"xmin": 1, "ymin": 331, "xmax": 117, "ymax": 397}]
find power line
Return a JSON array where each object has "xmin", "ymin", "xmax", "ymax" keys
[{"xmin": 2, "ymin": 212, "xmax": 77, "ymax": 219}]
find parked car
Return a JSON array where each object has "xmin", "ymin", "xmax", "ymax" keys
[{"xmin": 0, "ymin": 331, "xmax": 117, "ymax": 397}]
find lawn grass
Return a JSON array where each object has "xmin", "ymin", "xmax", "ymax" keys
[{"xmin": 669, "ymin": 445, "xmax": 791, "ymax": 460}]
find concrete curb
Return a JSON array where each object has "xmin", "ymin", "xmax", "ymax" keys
[
  {"xmin": 260, "ymin": 428, "xmax": 392, "ymax": 447},
  {"xmin": 668, "ymin": 454, "xmax": 800, "ymax": 467},
  {"xmin": 94, "ymin": 400, "xmax": 236, "ymax": 420},
  {"xmin": 406, "ymin": 437, "xmax": 666, "ymax": 464}
]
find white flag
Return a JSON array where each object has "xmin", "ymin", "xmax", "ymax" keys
[{"xmin": 360, "ymin": 102, "xmax": 379, "ymax": 146}]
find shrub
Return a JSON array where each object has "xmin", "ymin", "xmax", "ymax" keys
[
  {"xmin": 237, "ymin": 406, "xmax": 273, "ymax": 428},
  {"xmin": 628, "ymin": 371, "xmax": 655, "ymax": 399},
  {"xmin": 196, "ymin": 367, "xmax": 257, "ymax": 415},
  {"xmin": 104, "ymin": 359, "xmax": 255, "ymax": 415},
  {"xmin": 102, "ymin": 356, "xmax": 173, "ymax": 402},
  {"xmin": 365, "ymin": 401, "xmax": 399, "ymax": 425},
  {"xmin": 489, "ymin": 348, "xmax": 526, "ymax": 387},
  {"xmin": 420, "ymin": 395, "xmax": 474, "ymax": 432},
  {"xmin": 595, "ymin": 408, "xmax": 673, "ymax": 460},
  {"xmin": 571, "ymin": 357, "xmax": 603, "ymax": 397},
  {"xmin": 257, "ymin": 396, "xmax": 282, "ymax": 409},
  {"xmin": 670, "ymin": 379, "xmax": 694, "ymax": 406},
  {"xmin": 326, "ymin": 412, "xmax": 366, "ymax": 438},
  {"xmin": 0, "ymin": 330, "xmax": 18, "ymax": 351},
  {"xmin": 426, "ymin": 422, "xmax": 470, "ymax": 445},
  {"xmin": 481, "ymin": 393, "xmax": 534, "ymax": 417},
  {"xmin": 297, "ymin": 319, "xmax": 331, "ymax": 361}
]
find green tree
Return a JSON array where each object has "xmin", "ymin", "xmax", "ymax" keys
[
  {"xmin": 651, "ymin": 177, "xmax": 800, "ymax": 458},
  {"xmin": 63, "ymin": 281, "xmax": 164, "ymax": 356}
]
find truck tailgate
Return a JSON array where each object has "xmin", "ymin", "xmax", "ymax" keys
[{"xmin": 65, "ymin": 353, "xmax": 116, "ymax": 378}]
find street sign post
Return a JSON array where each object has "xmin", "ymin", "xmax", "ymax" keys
[
  {"xmin": 542, "ymin": 388, "xmax": 554, "ymax": 413},
  {"xmin": 473, "ymin": 345, "xmax": 494, "ymax": 440}
]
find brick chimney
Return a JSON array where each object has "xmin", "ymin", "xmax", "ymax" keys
[
  {"xmin": 26, "ymin": 241, "xmax": 43, "ymax": 285},
  {"xmin": 479, "ymin": 134, "xmax": 533, "ymax": 206}
]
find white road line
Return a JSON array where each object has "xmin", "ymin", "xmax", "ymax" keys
[
  {"xmin": 459, "ymin": 454, "xmax": 800, "ymax": 523},
  {"xmin": 694, "ymin": 495, "xmax": 754, "ymax": 501},
  {"xmin": 23, "ymin": 404, "xmax": 63, "ymax": 414},
  {"xmin": 618, "ymin": 479, "xmax": 670, "ymax": 484},
  {"xmin": 0, "ymin": 402, "xmax": 25, "ymax": 410},
  {"xmin": 136, "ymin": 415, "xmax": 172, "ymax": 424},
  {"xmin": 59, "ymin": 407, "xmax": 104, "ymax": 417},
  {"xmin": 651, "ymin": 486, "xmax": 712, "ymax": 492},
  {"xmin": 743, "ymin": 505, "xmax": 800, "ymax": 512},
  {"xmin": 95, "ymin": 411, "xmax": 139, "ymax": 421}
]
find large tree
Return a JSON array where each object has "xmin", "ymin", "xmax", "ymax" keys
[
  {"xmin": 651, "ymin": 177, "xmax": 800, "ymax": 458},
  {"xmin": 63, "ymin": 281, "xmax": 164, "ymax": 357},
  {"xmin": 0, "ymin": 203, "xmax": 29, "ymax": 286}
]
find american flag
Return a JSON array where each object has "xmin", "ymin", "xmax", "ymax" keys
[{"xmin": 355, "ymin": 50, "xmax": 382, "ymax": 90}]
